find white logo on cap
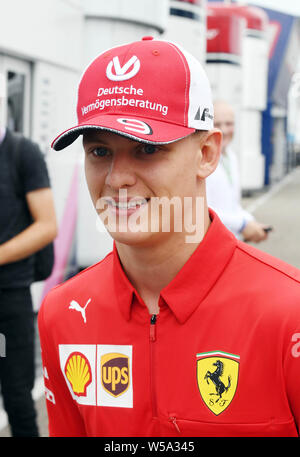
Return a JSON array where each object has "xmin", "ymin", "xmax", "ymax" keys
[
  {"xmin": 207, "ymin": 29, "xmax": 219, "ymax": 40},
  {"xmin": 106, "ymin": 56, "xmax": 140, "ymax": 81},
  {"xmin": 117, "ymin": 118, "xmax": 153, "ymax": 135}
]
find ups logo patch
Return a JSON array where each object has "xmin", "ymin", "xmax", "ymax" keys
[{"xmin": 101, "ymin": 353, "xmax": 130, "ymax": 397}]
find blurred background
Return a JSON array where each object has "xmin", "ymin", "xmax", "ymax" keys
[
  {"xmin": 0, "ymin": 0, "xmax": 300, "ymax": 307},
  {"xmin": 1, "ymin": 0, "xmax": 300, "ymax": 436}
]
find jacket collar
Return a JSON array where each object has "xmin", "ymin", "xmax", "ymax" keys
[{"xmin": 113, "ymin": 209, "xmax": 237, "ymax": 324}]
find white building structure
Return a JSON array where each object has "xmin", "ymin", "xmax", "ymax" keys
[{"xmin": 206, "ymin": 3, "xmax": 269, "ymax": 191}]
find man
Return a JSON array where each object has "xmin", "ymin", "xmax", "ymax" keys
[
  {"xmin": 206, "ymin": 100, "xmax": 269, "ymax": 242},
  {"xmin": 39, "ymin": 38, "xmax": 300, "ymax": 437},
  {"xmin": 0, "ymin": 74, "xmax": 57, "ymax": 436}
]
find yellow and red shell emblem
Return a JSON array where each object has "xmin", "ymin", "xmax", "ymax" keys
[{"xmin": 64, "ymin": 352, "xmax": 92, "ymax": 397}]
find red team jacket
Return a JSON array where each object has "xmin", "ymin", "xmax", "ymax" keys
[{"xmin": 38, "ymin": 211, "xmax": 300, "ymax": 437}]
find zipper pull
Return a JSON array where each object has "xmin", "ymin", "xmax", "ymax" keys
[
  {"xmin": 150, "ymin": 314, "xmax": 157, "ymax": 342},
  {"xmin": 169, "ymin": 416, "xmax": 180, "ymax": 433}
]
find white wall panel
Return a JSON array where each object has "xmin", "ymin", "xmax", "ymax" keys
[
  {"xmin": 0, "ymin": 0, "xmax": 83, "ymax": 69},
  {"xmin": 82, "ymin": 0, "xmax": 168, "ymax": 32}
]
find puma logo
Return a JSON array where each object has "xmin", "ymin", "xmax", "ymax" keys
[{"xmin": 69, "ymin": 298, "xmax": 91, "ymax": 324}]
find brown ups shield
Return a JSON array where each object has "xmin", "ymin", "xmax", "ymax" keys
[{"xmin": 101, "ymin": 353, "xmax": 130, "ymax": 397}]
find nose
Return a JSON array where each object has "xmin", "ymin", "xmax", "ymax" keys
[{"xmin": 105, "ymin": 152, "xmax": 137, "ymax": 190}]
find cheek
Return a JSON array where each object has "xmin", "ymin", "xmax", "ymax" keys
[
  {"xmin": 171, "ymin": 164, "xmax": 199, "ymax": 197},
  {"xmin": 84, "ymin": 160, "xmax": 105, "ymax": 206}
]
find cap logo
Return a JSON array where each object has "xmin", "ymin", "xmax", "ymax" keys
[
  {"xmin": 194, "ymin": 107, "xmax": 214, "ymax": 122},
  {"xmin": 117, "ymin": 118, "xmax": 153, "ymax": 135},
  {"xmin": 207, "ymin": 29, "xmax": 219, "ymax": 40},
  {"xmin": 106, "ymin": 55, "xmax": 140, "ymax": 81}
]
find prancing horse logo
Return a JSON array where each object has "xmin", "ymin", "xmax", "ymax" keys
[
  {"xmin": 197, "ymin": 351, "xmax": 240, "ymax": 415},
  {"xmin": 69, "ymin": 298, "xmax": 91, "ymax": 324},
  {"xmin": 204, "ymin": 360, "xmax": 231, "ymax": 402}
]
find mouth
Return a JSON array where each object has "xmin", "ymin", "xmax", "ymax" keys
[{"xmin": 103, "ymin": 197, "xmax": 150, "ymax": 213}]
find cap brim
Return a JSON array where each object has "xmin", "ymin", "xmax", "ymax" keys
[{"xmin": 51, "ymin": 113, "xmax": 196, "ymax": 151}]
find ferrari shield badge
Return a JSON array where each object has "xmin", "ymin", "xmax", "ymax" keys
[{"xmin": 196, "ymin": 350, "xmax": 240, "ymax": 415}]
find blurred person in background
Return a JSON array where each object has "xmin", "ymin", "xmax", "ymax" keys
[
  {"xmin": 0, "ymin": 73, "xmax": 57, "ymax": 436},
  {"xmin": 206, "ymin": 99, "xmax": 270, "ymax": 242}
]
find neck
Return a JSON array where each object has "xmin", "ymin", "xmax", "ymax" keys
[{"xmin": 116, "ymin": 207, "xmax": 211, "ymax": 314}]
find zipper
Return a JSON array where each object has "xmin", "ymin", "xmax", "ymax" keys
[
  {"xmin": 169, "ymin": 416, "xmax": 181, "ymax": 434},
  {"xmin": 150, "ymin": 314, "xmax": 157, "ymax": 417},
  {"xmin": 150, "ymin": 314, "xmax": 157, "ymax": 342}
]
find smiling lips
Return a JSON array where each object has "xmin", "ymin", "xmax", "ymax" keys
[{"xmin": 103, "ymin": 197, "xmax": 150, "ymax": 211}]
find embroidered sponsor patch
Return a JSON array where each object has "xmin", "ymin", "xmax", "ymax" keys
[
  {"xmin": 97, "ymin": 345, "xmax": 133, "ymax": 408},
  {"xmin": 59, "ymin": 344, "xmax": 96, "ymax": 406},
  {"xmin": 58, "ymin": 344, "xmax": 133, "ymax": 408},
  {"xmin": 196, "ymin": 350, "xmax": 240, "ymax": 415},
  {"xmin": 64, "ymin": 352, "xmax": 92, "ymax": 397}
]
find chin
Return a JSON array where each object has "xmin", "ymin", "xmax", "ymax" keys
[{"xmin": 108, "ymin": 229, "xmax": 158, "ymax": 247}]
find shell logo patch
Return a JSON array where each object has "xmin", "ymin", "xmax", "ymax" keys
[
  {"xmin": 59, "ymin": 344, "xmax": 96, "ymax": 406},
  {"xmin": 197, "ymin": 350, "xmax": 240, "ymax": 415},
  {"xmin": 64, "ymin": 352, "xmax": 92, "ymax": 397},
  {"xmin": 101, "ymin": 353, "xmax": 129, "ymax": 397}
]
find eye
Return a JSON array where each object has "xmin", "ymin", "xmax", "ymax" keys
[
  {"xmin": 92, "ymin": 146, "xmax": 109, "ymax": 157},
  {"xmin": 140, "ymin": 144, "xmax": 158, "ymax": 155}
]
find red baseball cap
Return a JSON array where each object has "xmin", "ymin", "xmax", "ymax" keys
[{"xmin": 51, "ymin": 37, "xmax": 214, "ymax": 151}]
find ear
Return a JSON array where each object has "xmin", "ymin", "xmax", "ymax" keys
[{"xmin": 196, "ymin": 129, "xmax": 222, "ymax": 179}]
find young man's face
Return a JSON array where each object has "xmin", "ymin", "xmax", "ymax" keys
[{"xmin": 83, "ymin": 130, "xmax": 207, "ymax": 247}]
